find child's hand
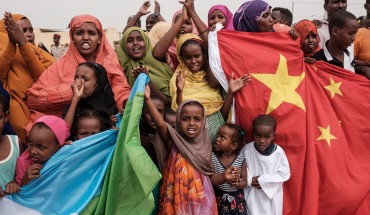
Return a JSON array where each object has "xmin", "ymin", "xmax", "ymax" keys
[
  {"xmin": 180, "ymin": 5, "xmax": 190, "ymax": 23},
  {"xmin": 110, "ymin": 115, "xmax": 119, "ymax": 130},
  {"xmin": 251, "ymin": 176, "xmax": 261, "ymax": 189},
  {"xmin": 0, "ymin": 187, "xmax": 4, "ymax": 198},
  {"xmin": 4, "ymin": 12, "xmax": 27, "ymax": 46},
  {"xmin": 21, "ymin": 164, "xmax": 42, "ymax": 186},
  {"xmin": 5, "ymin": 180, "xmax": 20, "ymax": 195},
  {"xmin": 228, "ymin": 72, "xmax": 251, "ymax": 94},
  {"xmin": 288, "ymin": 28, "xmax": 299, "ymax": 40},
  {"xmin": 144, "ymin": 84, "xmax": 151, "ymax": 100},
  {"xmin": 176, "ymin": 70, "xmax": 187, "ymax": 92},
  {"xmin": 132, "ymin": 65, "xmax": 150, "ymax": 79},
  {"xmin": 225, "ymin": 166, "xmax": 241, "ymax": 185},
  {"xmin": 72, "ymin": 79, "xmax": 84, "ymax": 99},
  {"xmin": 304, "ymin": 57, "xmax": 316, "ymax": 64},
  {"xmin": 139, "ymin": 1, "xmax": 151, "ymax": 16}
]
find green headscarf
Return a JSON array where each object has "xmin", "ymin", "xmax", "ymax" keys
[{"xmin": 117, "ymin": 27, "xmax": 173, "ymax": 97}]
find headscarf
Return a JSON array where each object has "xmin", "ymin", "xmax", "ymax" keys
[
  {"xmin": 147, "ymin": 21, "xmax": 172, "ymax": 48},
  {"xmin": 26, "ymin": 14, "xmax": 130, "ymax": 121},
  {"xmin": 168, "ymin": 10, "xmax": 200, "ymax": 72},
  {"xmin": 170, "ymin": 34, "xmax": 223, "ymax": 116},
  {"xmin": 15, "ymin": 115, "xmax": 69, "ymax": 184},
  {"xmin": 233, "ymin": 0, "xmax": 271, "ymax": 32},
  {"xmin": 294, "ymin": 20, "xmax": 321, "ymax": 57},
  {"xmin": 208, "ymin": 5, "xmax": 235, "ymax": 30},
  {"xmin": 0, "ymin": 14, "xmax": 55, "ymax": 143},
  {"xmin": 154, "ymin": 100, "xmax": 214, "ymax": 175},
  {"xmin": 75, "ymin": 62, "xmax": 117, "ymax": 116},
  {"xmin": 117, "ymin": 27, "xmax": 172, "ymax": 97}
]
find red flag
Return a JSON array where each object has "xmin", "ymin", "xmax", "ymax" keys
[{"xmin": 209, "ymin": 30, "xmax": 370, "ymax": 214}]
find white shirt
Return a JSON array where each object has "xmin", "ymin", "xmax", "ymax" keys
[{"xmin": 242, "ymin": 142, "xmax": 291, "ymax": 215}]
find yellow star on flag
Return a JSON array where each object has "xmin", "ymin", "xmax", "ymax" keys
[
  {"xmin": 317, "ymin": 125, "xmax": 337, "ymax": 147},
  {"xmin": 324, "ymin": 77, "xmax": 343, "ymax": 99},
  {"xmin": 251, "ymin": 54, "xmax": 306, "ymax": 114}
]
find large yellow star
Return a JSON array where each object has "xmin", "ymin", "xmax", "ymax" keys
[
  {"xmin": 317, "ymin": 125, "xmax": 337, "ymax": 147},
  {"xmin": 324, "ymin": 77, "xmax": 343, "ymax": 99},
  {"xmin": 251, "ymin": 54, "xmax": 306, "ymax": 114}
]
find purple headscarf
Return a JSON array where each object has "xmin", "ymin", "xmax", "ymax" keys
[
  {"xmin": 208, "ymin": 5, "xmax": 235, "ymax": 30},
  {"xmin": 233, "ymin": 0, "xmax": 271, "ymax": 32}
]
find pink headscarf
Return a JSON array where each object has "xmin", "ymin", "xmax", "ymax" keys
[
  {"xmin": 208, "ymin": 5, "xmax": 235, "ymax": 30},
  {"xmin": 15, "ymin": 115, "xmax": 69, "ymax": 184}
]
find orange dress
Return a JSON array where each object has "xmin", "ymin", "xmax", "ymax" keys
[{"xmin": 158, "ymin": 146, "xmax": 217, "ymax": 215}]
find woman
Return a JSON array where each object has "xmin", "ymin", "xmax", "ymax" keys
[
  {"xmin": 117, "ymin": 27, "xmax": 172, "ymax": 104},
  {"xmin": 26, "ymin": 14, "xmax": 131, "ymax": 125},
  {"xmin": 208, "ymin": 5, "xmax": 234, "ymax": 31},
  {"xmin": 0, "ymin": 12, "xmax": 54, "ymax": 143}
]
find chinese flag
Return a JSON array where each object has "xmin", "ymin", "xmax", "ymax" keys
[{"xmin": 209, "ymin": 30, "xmax": 370, "ymax": 214}]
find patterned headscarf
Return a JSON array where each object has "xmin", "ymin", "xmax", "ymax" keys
[
  {"xmin": 208, "ymin": 5, "xmax": 235, "ymax": 30},
  {"xmin": 233, "ymin": 0, "xmax": 271, "ymax": 32}
]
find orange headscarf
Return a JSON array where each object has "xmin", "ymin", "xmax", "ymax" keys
[
  {"xmin": 294, "ymin": 20, "xmax": 321, "ymax": 56},
  {"xmin": 26, "ymin": 14, "xmax": 131, "ymax": 123},
  {"xmin": 0, "ymin": 14, "xmax": 55, "ymax": 143}
]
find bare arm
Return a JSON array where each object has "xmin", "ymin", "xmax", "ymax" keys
[
  {"xmin": 210, "ymin": 166, "xmax": 240, "ymax": 186},
  {"xmin": 64, "ymin": 79, "xmax": 83, "ymax": 129},
  {"xmin": 152, "ymin": 6, "xmax": 187, "ymax": 61},
  {"xmin": 175, "ymin": 70, "xmax": 186, "ymax": 106},
  {"xmin": 123, "ymin": 1, "xmax": 151, "ymax": 33},
  {"xmin": 144, "ymin": 85, "xmax": 171, "ymax": 145},
  {"xmin": 221, "ymin": 73, "xmax": 251, "ymax": 120}
]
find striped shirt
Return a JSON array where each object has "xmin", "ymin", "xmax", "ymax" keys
[{"xmin": 212, "ymin": 152, "xmax": 245, "ymax": 192}]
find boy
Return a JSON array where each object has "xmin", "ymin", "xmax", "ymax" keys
[
  {"xmin": 313, "ymin": 10, "xmax": 359, "ymax": 72},
  {"xmin": 242, "ymin": 114, "xmax": 290, "ymax": 215}
]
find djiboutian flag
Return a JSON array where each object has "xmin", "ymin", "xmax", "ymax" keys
[
  {"xmin": 0, "ymin": 74, "xmax": 161, "ymax": 215},
  {"xmin": 209, "ymin": 30, "xmax": 370, "ymax": 214}
]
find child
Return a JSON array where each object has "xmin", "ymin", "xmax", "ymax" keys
[
  {"xmin": 312, "ymin": 10, "xmax": 359, "ymax": 72},
  {"xmin": 64, "ymin": 62, "xmax": 117, "ymax": 138},
  {"xmin": 242, "ymin": 114, "xmax": 290, "ymax": 215},
  {"xmin": 171, "ymin": 34, "xmax": 250, "ymax": 143},
  {"xmin": 212, "ymin": 123, "xmax": 248, "ymax": 215},
  {"xmin": 0, "ymin": 94, "xmax": 22, "ymax": 197},
  {"xmin": 15, "ymin": 115, "xmax": 69, "ymax": 186},
  {"xmin": 294, "ymin": 20, "xmax": 320, "ymax": 64},
  {"xmin": 144, "ymin": 86, "xmax": 217, "ymax": 214},
  {"xmin": 73, "ymin": 110, "xmax": 107, "ymax": 140}
]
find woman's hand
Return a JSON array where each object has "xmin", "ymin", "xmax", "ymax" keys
[
  {"xmin": 139, "ymin": 1, "xmax": 151, "ymax": 16},
  {"xmin": 21, "ymin": 164, "xmax": 42, "ymax": 186},
  {"xmin": 132, "ymin": 64, "xmax": 150, "ymax": 79},
  {"xmin": 288, "ymin": 28, "xmax": 300, "ymax": 40},
  {"xmin": 228, "ymin": 73, "xmax": 251, "ymax": 94},
  {"xmin": 176, "ymin": 70, "xmax": 187, "ymax": 92},
  {"xmin": 179, "ymin": 0, "xmax": 196, "ymax": 17},
  {"xmin": 4, "ymin": 12, "xmax": 27, "ymax": 46}
]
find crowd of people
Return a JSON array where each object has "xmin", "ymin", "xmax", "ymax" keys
[{"xmin": 0, "ymin": 0, "xmax": 368, "ymax": 214}]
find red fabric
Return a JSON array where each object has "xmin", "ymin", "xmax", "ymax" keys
[{"xmin": 215, "ymin": 30, "xmax": 370, "ymax": 215}]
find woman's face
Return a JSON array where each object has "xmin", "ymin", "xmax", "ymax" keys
[
  {"xmin": 72, "ymin": 22, "xmax": 101, "ymax": 61},
  {"xmin": 257, "ymin": 8, "xmax": 274, "ymax": 32},
  {"xmin": 125, "ymin": 30, "xmax": 146, "ymax": 60},
  {"xmin": 19, "ymin": 18, "xmax": 35, "ymax": 45},
  {"xmin": 209, "ymin": 9, "xmax": 227, "ymax": 31}
]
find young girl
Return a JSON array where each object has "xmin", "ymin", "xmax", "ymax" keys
[
  {"xmin": 144, "ymin": 87, "xmax": 217, "ymax": 214},
  {"xmin": 15, "ymin": 115, "xmax": 69, "ymax": 186},
  {"xmin": 73, "ymin": 110, "xmax": 107, "ymax": 140},
  {"xmin": 212, "ymin": 123, "xmax": 248, "ymax": 215},
  {"xmin": 294, "ymin": 20, "xmax": 320, "ymax": 64},
  {"xmin": 0, "ymin": 94, "xmax": 22, "ymax": 197},
  {"xmin": 64, "ymin": 62, "xmax": 116, "ymax": 138},
  {"xmin": 171, "ymin": 34, "xmax": 250, "ymax": 143}
]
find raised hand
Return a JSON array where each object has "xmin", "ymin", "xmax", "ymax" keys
[
  {"xmin": 4, "ymin": 12, "xmax": 26, "ymax": 46},
  {"xmin": 176, "ymin": 70, "xmax": 187, "ymax": 92},
  {"xmin": 228, "ymin": 72, "xmax": 251, "ymax": 94},
  {"xmin": 179, "ymin": 0, "xmax": 195, "ymax": 15},
  {"xmin": 139, "ymin": 1, "xmax": 151, "ymax": 16},
  {"xmin": 154, "ymin": 0, "xmax": 161, "ymax": 14}
]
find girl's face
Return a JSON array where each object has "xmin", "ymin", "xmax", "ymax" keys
[
  {"xmin": 209, "ymin": 10, "xmax": 227, "ymax": 31},
  {"xmin": 125, "ymin": 30, "xmax": 146, "ymax": 60},
  {"xmin": 257, "ymin": 8, "xmax": 274, "ymax": 32},
  {"xmin": 28, "ymin": 126, "xmax": 60, "ymax": 164},
  {"xmin": 179, "ymin": 104, "xmax": 204, "ymax": 139},
  {"xmin": 181, "ymin": 43, "xmax": 205, "ymax": 73},
  {"xmin": 72, "ymin": 22, "xmax": 101, "ymax": 61},
  {"xmin": 214, "ymin": 126, "xmax": 237, "ymax": 153},
  {"xmin": 253, "ymin": 125, "xmax": 275, "ymax": 152},
  {"xmin": 75, "ymin": 65, "xmax": 98, "ymax": 98},
  {"xmin": 175, "ymin": 14, "xmax": 193, "ymax": 38},
  {"xmin": 143, "ymin": 98, "xmax": 164, "ymax": 129},
  {"xmin": 76, "ymin": 117, "xmax": 102, "ymax": 140},
  {"xmin": 19, "ymin": 18, "xmax": 35, "ymax": 45},
  {"xmin": 303, "ymin": 32, "xmax": 319, "ymax": 55}
]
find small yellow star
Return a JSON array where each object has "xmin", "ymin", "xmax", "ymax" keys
[
  {"xmin": 324, "ymin": 77, "xmax": 343, "ymax": 99},
  {"xmin": 317, "ymin": 125, "xmax": 337, "ymax": 147},
  {"xmin": 251, "ymin": 54, "xmax": 306, "ymax": 114}
]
